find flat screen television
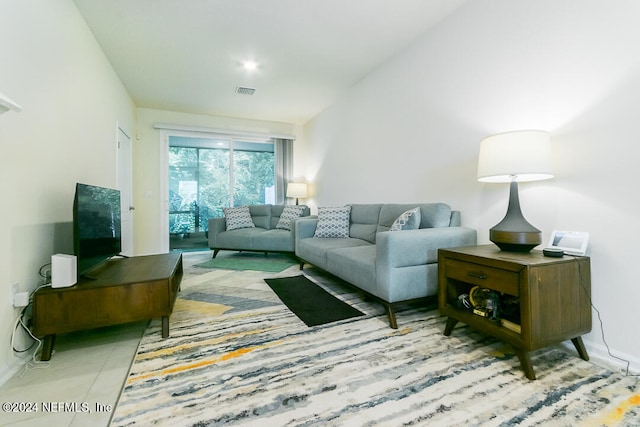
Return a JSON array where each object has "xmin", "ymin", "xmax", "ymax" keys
[{"xmin": 73, "ymin": 183, "xmax": 122, "ymax": 277}]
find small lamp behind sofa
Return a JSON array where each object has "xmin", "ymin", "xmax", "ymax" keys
[{"xmin": 286, "ymin": 182, "xmax": 308, "ymax": 205}]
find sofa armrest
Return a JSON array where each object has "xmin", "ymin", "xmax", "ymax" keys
[
  {"xmin": 376, "ymin": 227, "xmax": 477, "ymax": 268},
  {"xmin": 207, "ymin": 217, "xmax": 227, "ymax": 247},
  {"xmin": 294, "ymin": 217, "xmax": 319, "ymax": 240}
]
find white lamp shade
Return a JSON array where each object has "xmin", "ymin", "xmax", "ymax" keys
[
  {"xmin": 477, "ymin": 130, "xmax": 553, "ymax": 183},
  {"xmin": 286, "ymin": 182, "xmax": 308, "ymax": 198}
]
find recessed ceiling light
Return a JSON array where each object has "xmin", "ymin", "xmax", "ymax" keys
[{"xmin": 243, "ymin": 61, "xmax": 258, "ymax": 71}]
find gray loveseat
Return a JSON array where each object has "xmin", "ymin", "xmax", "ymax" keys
[
  {"xmin": 208, "ymin": 204, "xmax": 311, "ymax": 258},
  {"xmin": 295, "ymin": 203, "xmax": 476, "ymax": 328}
]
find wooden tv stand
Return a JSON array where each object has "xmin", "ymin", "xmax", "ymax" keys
[{"xmin": 32, "ymin": 253, "xmax": 183, "ymax": 361}]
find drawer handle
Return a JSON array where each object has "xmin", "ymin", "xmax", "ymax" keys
[{"xmin": 468, "ymin": 271, "xmax": 487, "ymax": 280}]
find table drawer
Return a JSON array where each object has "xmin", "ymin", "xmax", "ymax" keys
[{"xmin": 443, "ymin": 258, "xmax": 520, "ymax": 296}]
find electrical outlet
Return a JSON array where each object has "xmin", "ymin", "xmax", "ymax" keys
[{"xmin": 13, "ymin": 292, "xmax": 30, "ymax": 308}]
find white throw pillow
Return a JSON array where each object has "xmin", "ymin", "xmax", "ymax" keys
[
  {"xmin": 223, "ymin": 206, "xmax": 255, "ymax": 231},
  {"xmin": 275, "ymin": 205, "xmax": 306, "ymax": 231},
  {"xmin": 314, "ymin": 206, "xmax": 351, "ymax": 238},
  {"xmin": 390, "ymin": 207, "xmax": 421, "ymax": 231}
]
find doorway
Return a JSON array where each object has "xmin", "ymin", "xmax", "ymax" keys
[{"xmin": 117, "ymin": 126, "xmax": 134, "ymax": 256}]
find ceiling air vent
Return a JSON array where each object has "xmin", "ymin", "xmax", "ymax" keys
[{"xmin": 235, "ymin": 86, "xmax": 256, "ymax": 95}]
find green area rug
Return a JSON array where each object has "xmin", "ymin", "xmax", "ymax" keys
[
  {"xmin": 194, "ymin": 252, "xmax": 298, "ymax": 273},
  {"xmin": 112, "ymin": 263, "xmax": 640, "ymax": 426},
  {"xmin": 265, "ymin": 275, "xmax": 364, "ymax": 326}
]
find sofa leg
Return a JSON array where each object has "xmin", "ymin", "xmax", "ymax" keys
[
  {"xmin": 212, "ymin": 249, "xmax": 219, "ymax": 258},
  {"xmin": 385, "ymin": 304, "xmax": 398, "ymax": 329},
  {"xmin": 299, "ymin": 261, "xmax": 304, "ymax": 270}
]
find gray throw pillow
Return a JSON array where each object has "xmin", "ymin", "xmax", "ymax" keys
[
  {"xmin": 275, "ymin": 205, "xmax": 306, "ymax": 231},
  {"xmin": 223, "ymin": 206, "xmax": 255, "ymax": 231},
  {"xmin": 314, "ymin": 206, "xmax": 351, "ymax": 238},
  {"xmin": 390, "ymin": 207, "xmax": 421, "ymax": 231}
]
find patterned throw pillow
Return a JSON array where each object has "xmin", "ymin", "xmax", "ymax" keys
[
  {"xmin": 275, "ymin": 205, "xmax": 306, "ymax": 231},
  {"xmin": 390, "ymin": 207, "xmax": 421, "ymax": 231},
  {"xmin": 314, "ymin": 206, "xmax": 351, "ymax": 238},
  {"xmin": 223, "ymin": 206, "xmax": 255, "ymax": 231}
]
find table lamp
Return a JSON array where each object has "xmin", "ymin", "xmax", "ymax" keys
[
  {"xmin": 286, "ymin": 182, "xmax": 307, "ymax": 205},
  {"xmin": 477, "ymin": 130, "xmax": 553, "ymax": 252}
]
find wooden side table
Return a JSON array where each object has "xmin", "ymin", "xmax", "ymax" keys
[{"xmin": 438, "ymin": 245, "xmax": 591, "ymax": 380}]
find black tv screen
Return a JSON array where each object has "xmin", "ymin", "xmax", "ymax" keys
[{"xmin": 73, "ymin": 183, "xmax": 122, "ymax": 277}]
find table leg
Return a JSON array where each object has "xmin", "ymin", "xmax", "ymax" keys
[
  {"xmin": 162, "ymin": 316, "xmax": 169, "ymax": 338},
  {"xmin": 514, "ymin": 348, "xmax": 536, "ymax": 380},
  {"xmin": 41, "ymin": 335, "xmax": 56, "ymax": 361},
  {"xmin": 571, "ymin": 337, "xmax": 590, "ymax": 361},
  {"xmin": 444, "ymin": 317, "xmax": 458, "ymax": 336}
]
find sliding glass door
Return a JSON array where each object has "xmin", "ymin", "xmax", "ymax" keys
[{"xmin": 168, "ymin": 136, "xmax": 275, "ymax": 241}]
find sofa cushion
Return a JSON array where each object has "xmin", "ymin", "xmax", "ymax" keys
[
  {"xmin": 297, "ymin": 237, "xmax": 370, "ymax": 271},
  {"xmin": 390, "ymin": 207, "xmax": 421, "ymax": 231},
  {"xmin": 314, "ymin": 206, "xmax": 351, "ymax": 238},
  {"xmin": 249, "ymin": 204, "xmax": 272, "ymax": 229},
  {"xmin": 223, "ymin": 206, "xmax": 255, "ymax": 231},
  {"xmin": 250, "ymin": 229, "xmax": 295, "ymax": 252},
  {"xmin": 275, "ymin": 205, "xmax": 306, "ymax": 231},
  {"xmin": 417, "ymin": 203, "xmax": 452, "ymax": 228},
  {"xmin": 216, "ymin": 227, "xmax": 255, "ymax": 247},
  {"xmin": 378, "ymin": 203, "xmax": 452, "ymax": 232},
  {"xmin": 270, "ymin": 205, "xmax": 311, "ymax": 228},
  {"xmin": 327, "ymin": 245, "xmax": 377, "ymax": 295},
  {"xmin": 348, "ymin": 204, "xmax": 383, "ymax": 243}
]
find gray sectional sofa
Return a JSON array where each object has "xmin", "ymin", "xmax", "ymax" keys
[
  {"xmin": 208, "ymin": 204, "xmax": 311, "ymax": 258},
  {"xmin": 295, "ymin": 203, "xmax": 476, "ymax": 328}
]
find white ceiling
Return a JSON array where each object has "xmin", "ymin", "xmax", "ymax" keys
[{"xmin": 73, "ymin": 0, "xmax": 466, "ymax": 125}]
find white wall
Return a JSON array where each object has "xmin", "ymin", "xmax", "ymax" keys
[
  {"xmin": 0, "ymin": 0, "xmax": 135, "ymax": 382},
  {"xmin": 303, "ymin": 0, "xmax": 640, "ymax": 371},
  {"xmin": 133, "ymin": 108, "xmax": 298, "ymax": 255}
]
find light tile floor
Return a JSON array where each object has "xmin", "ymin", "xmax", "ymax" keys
[
  {"xmin": 0, "ymin": 251, "xmax": 211, "ymax": 427},
  {"xmin": 0, "ymin": 321, "xmax": 146, "ymax": 427}
]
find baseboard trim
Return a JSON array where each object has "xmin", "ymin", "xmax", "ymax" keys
[
  {"xmin": 561, "ymin": 340, "xmax": 640, "ymax": 375},
  {"xmin": 0, "ymin": 355, "xmax": 29, "ymax": 387}
]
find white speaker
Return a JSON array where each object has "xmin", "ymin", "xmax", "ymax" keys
[{"xmin": 51, "ymin": 254, "xmax": 77, "ymax": 288}]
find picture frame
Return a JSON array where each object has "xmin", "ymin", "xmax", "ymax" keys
[{"xmin": 547, "ymin": 230, "xmax": 590, "ymax": 256}]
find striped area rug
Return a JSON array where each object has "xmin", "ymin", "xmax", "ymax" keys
[{"xmin": 111, "ymin": 263, "xmax": 639, "ymax": 426}]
